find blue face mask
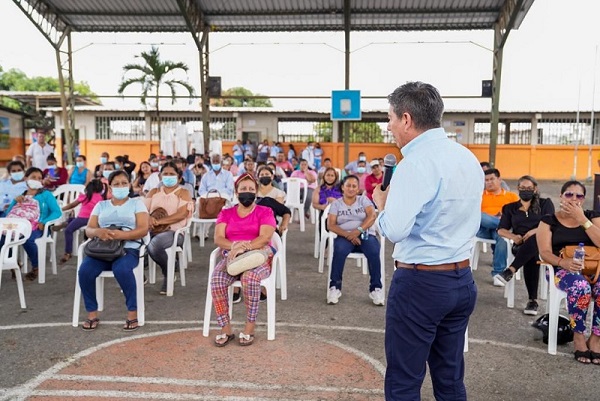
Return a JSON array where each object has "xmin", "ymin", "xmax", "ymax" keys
[
  {"xmin": 47, "ymin": 164, "xmax": 56, "ymax": 169},
  {"xmin": 150, "ymin": 162, "xmax": 159, "ymax": 168},
  {"xmin": 162, "ymin": 176, "xmax": 178, "ymax": 187},
  {"xmin": 115, "ymin": 163, "xmax": 121, "ymax": 170},
  {"xmin": 100, "ymin": 157, "xmax": 107, "ymax": 164},
  {"xmin": 10, "ymin": 171, "xmax": 24, "ymax": 181},
  {"xmin": 212, "ymin": 164, "xmax": 221, "ymax": 171},
  {"xmin": 111, "ymin": 187, "xmax": 130, "ymax": 200},
  {"xmin": 102, "ymin": 170, "xmax": 113, "ymax": 179},
  {"xmin": 76, "ymin": 161, "xmax": 84, "ymax": 168}
]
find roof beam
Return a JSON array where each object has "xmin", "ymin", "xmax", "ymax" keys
[
  {"xmin": 12, "ymin": 0, "xmax": 69, "ymax": 48},
  {"xmin": 176, "ymin": 0, "xmax": 206, "ymax": 51},
  {"xmin": 201, "ymin": 7, "xmax": 500, "ymax": 17},
  {"xmin": 496, "ymin": 0, "xmax": 526, "ymax": 49}
]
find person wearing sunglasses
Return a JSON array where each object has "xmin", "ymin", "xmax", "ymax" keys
[
  {"xmin": 537, "ymin": 180, "xmax": 600, "ymax": 364},
  {"xmin": 495, "ymin": 175, "xmax": 555, "ymax": 315},
  {"xmin": 478, "ymin": 168, "xmax": 520, "ymax": 286}
]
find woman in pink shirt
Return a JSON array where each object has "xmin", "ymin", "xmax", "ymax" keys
[
  {"xmin": 211, "ymin": 173, "xmax": 276, "ymax": 347},
  {"xmin": 58, "ymin": 179, "xmax": 106, "ymax": 263}
]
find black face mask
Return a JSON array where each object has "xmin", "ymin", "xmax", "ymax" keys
[
  {"xmin": 238, "ymin": 192, "xmax": 256, "ymax": 207},
  {"xmin": 519, "ymin": 190, "xmax": 535, "ymax": 202},
  {"xmin": 259, "ymin": 177, "xmax": 272, "ymax": 186}
]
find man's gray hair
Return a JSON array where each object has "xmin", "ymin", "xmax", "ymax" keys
[{"xmin": 387, "ymin": 81, "xmax": 444, "ymax": 131}]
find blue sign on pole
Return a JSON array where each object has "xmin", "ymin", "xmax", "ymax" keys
[{"xmin": 331, "ymin": 90, "xmax": 361, "ymax": 121}]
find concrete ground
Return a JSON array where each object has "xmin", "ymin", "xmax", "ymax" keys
[{"xmin": 0, "ymin": 180, "xmax": 598, "ymax": 401}]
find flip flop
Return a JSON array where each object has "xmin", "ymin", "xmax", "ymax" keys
[
  {"xmin": 589, "ymin": 351, "xmax": 600, "ymax": 365},
  {"xmin": 81, "ymin": 318, "xmax": 100, "ymax": 331},
  {"xmin": 574, "ymin": 349, "xmax": 592, "ymax": 364},
  {"xmin": 238, "ymin": 332, "xmax": 255, "ymax": 346},
  {"xmin": 214, "ymin": 333, "xmax": 235, "ymax": 347},
  {"xmin": 123, "ymin": 319, "xmax": 139, "ymax": 332}
]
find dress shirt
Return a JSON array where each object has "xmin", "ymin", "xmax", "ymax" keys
[
  {"xmin": 376, "ymin": 127, "xmax": 483, "ymax": 264},
  {"xmin": 198, "ymin": 169, "xmax": 234, "ymax": 199}
]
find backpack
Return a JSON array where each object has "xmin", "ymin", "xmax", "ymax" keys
[{"xmin": 7, "ymin": 195, "xmax": 41, "ymax": 230}]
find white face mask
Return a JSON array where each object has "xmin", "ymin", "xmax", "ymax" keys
[{"xmin": 27, "ymin": 179, "xmax": 44, "ymax": 190}]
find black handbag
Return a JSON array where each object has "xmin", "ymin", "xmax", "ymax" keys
[{"xmin": 84, "ymin": 225, "xmax": 125, "ymax": 262}]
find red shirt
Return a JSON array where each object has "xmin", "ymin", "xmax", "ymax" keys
[{"xmin": 364, "ymin": 173, "xmax": 383, "ymax": 200}]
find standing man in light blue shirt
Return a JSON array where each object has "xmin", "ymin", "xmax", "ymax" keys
[
  {"xmin": 198, "ymin": 154, "xmax": 234, "ymax": 199},
  {"xmin": 373, "ymin": 82, "xmax": 483, "ymax": 401}
]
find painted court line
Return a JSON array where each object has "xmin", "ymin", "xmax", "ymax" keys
[
  {"xmin": 52, "ymin": 374, "xmax": 384, "ymax": 395},
  {"xmin": 29, "ymin": 390, "xmax": 320, "ymax": 400}
]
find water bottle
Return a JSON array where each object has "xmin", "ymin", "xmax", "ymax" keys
[
  {"xmin": 361, "ymin": 230, "xmax": 369, "ymax": 241},
  {"xmin": 573, "ymin": 242, "xmax": 585, "ymax": 270},
  {"xmin": 2, "ymin": 193, "xmax": 10, "ymax": 211}
]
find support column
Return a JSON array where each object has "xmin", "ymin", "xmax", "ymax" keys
[
  {"xmin": 200, "ymin": 30, "xmax": 210, "ymax": 155},
  {"xmin": 342, "ymin": 0, "xmax": 351, "ymax": 167},
  {"xmin": 56, "ymin": 30, "xmax": 75, "ymax": 165},
  {"xmin": 489, "ymin": 25, "xmax": 503, "ymax": 166}
]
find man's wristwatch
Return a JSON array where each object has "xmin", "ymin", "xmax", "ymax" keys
[
  {"xmin": 582, "ymin": 220, "xmax": 593, "ymax": 230},
  {"xmin": 357, "ymin": 226, "xmax": 364, "ymax": 233}
]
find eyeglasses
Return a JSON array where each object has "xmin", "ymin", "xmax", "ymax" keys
[{"xmin": 563, "ymin": 192, "xmax": 585, "ymax": 200}]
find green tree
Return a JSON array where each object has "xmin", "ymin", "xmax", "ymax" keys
[
  {"xmin": 210, "ymin": 87, "xmax": 272, "ymax": 107},
  {"xmin": 117, "ymin": 46, "xmax": 195, "ymax": 144}
]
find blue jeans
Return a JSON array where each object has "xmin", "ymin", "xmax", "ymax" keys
[
  {"xmin": 385, "ymin": 267, "xmax": 477, "ymax": 401},
  {"xmin": 477, "ymin": 212, "xmax": 507, "ymax": 276},
  {"xmin": 330, "ymin": 235, "xmax": 381, "ymax": 292},
  {"xmin": 0, "ymin": 229, "xmax": 43, "ymax": 269},
  {"xmin": 78, "ymin": 248, "xmax": 140, "ymax": 312},
  {"xmin": 64, "ymin": 217, "xmax": 88, "ymax": 254}
]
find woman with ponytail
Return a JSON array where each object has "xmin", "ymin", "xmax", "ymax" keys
[{"xmin": 496, "ymin": 175, "xmax": 555, "ymax": 315}]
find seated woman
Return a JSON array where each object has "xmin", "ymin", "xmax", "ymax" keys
[
  {"xmin": 58, "ymin": 179, "xmax": 106, "ymax": 263},
  {"xmin": 68, "ymin": 155, "xmax": 92, "ymax": 185},
  {"xmin": 144, "ymin": 162, "xmax": 194, "ymax": 295},
  {"xmin": 327, "ymin": 175, "xmax": 383, "ymax": 306},
  {"xmin": 537, "ymin": 180, "xmax": 600, "ymax": 364},
  {"xmin": 211, "ymin": 173, "xmax": 276, "ymax": 347},
  {"xmin": 132, "ymin": 161, "xmax": 152, "ymax": 196},
  {"xmin": 3, "ymin": 167, "xmax": 62, "ymax": 280},
  {"xmin": 0, "ymin": 160, "xmax": 28, "ymax": 217},
  {"xmin": 312, "ymin": 167, "xmax": 343, "ymax": 213},
  {"xmin": 257, "ymin": 165, "xmax": 286, "ymax": 204},
  {"xmin": 42, "ymin": 154, "xmax": 68, "ymax": 190},
  {"xmin": 496, "ymin": 175, "xmax": 555, "ymax": 315},
  {"xmin": 78, "ymin": 170, "xmax": 149, "ymax": 331}
]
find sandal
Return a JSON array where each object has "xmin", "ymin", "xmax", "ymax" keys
[
  {"xmin": 123, "ymin": 319, "xmax": 139, "ymax": 332},
  {"xmin": 590, "ymin": 351, "xmax": 600, "ymax": 366},
  {"xmin": 238, "ymin": 332, "xmax": 255, "ymax": 346},
  {"xmin": 82, "ymin": 318, "xmax": 100, "ymax": 331},
  {"xmin": 25, "ymin": 270, "xmax": 38, "ymax": 281},
  {"xmin": 214, "ymin": 333, "xmax": 235, "ymax": 347},
  {"xmin": 60, "ymin": 254, "xmax": 72, "ymax": 264},
  {"xmin": 574, "ymin": 349, "xmax": 592, "ymax": 364}
]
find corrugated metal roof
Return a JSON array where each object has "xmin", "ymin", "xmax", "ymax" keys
[{"xmin": 17, "ymin": 0, "xmax": 535, "ymax": 33}]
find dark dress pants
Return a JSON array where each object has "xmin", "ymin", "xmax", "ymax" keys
[{"xmin": 385, "ymin": 267, "xmax": 477, "ymax": 401}]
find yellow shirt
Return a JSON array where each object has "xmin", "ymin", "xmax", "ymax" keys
[{"xmin": 481, "ymin": 189, "xmax": 519, "ymax": 216}]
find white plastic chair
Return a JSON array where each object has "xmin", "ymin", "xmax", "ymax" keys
[
  {"xmin": 469, "ymin": 237, "xmax": 496, "ymax": 271},
  {"xmin": 72, "ymin": 238, "xmax": 147, "ymax": 327},
  {"xmin": 202, "ymin": 232, "xmax": 284, "ymax": 340},
  {"xmin": 324, "ymin": 217, "xmax": 386, "ymax": 303},
  {"xmin": 148, "ymin": 221, "xmax": 191, "ymax": 296},
  {"xmin": 282, "ymin": 177, "xmax": 308, "ymax": 232},
  {"xmin": 0, "ymin": 218, "xmax": 32, "ymax": 308},
  {"xmin": 503, "ymin": 238, "xmax": 546, "ymax": 308},
  {"xmin": 543, "ymin": 262, "xmax": 568, "ymax": 355},
  {"xmin": 191, "ymin": 193, "xmax": 232, "ymax": 247}
]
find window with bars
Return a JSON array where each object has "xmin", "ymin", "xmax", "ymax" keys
[
  {"xmin": 95, "ymin": 116, "xmax": 237, "ymax": 141},
  {"xmin": 277, "ymin": 121, "xmax": 394, "ymax": 143}
]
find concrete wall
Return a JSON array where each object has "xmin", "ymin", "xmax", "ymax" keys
[{"xmin": 0, "ymin": 109, "xmax": 25, "ymax": 162}]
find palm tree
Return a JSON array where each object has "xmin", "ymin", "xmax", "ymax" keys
[{"xmin": 118, "ymin": 46, "xmax": 194, "ymax": 144}]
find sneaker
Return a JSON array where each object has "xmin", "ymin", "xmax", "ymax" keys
[
  {"xmin": 492, "ymin": 275, "xmax": 505, "ymax": 287},
  {"xmin": 496, "ymin": 268, "xmax": 514, "ymax": 285},
  {"xmin": 259, "ymin": 292, "xmax": 267, "ymax": 303},
  {"xmin": 232, "ymin": 290, "xmax": 242, "ymax": 304},
  {"xmin": 327, "ymin": 287, "xmax": 342, "ymax": 305},
  {"xmin": 523, "ymin": 300, "xmax": 539, "ymax": 316},
  {"xmin": 369, "ymin": 288, "xmax": 385, "ymax": 306}
]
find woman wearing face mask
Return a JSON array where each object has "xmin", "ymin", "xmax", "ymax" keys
[
  {"xmin": 2, "ymin": 167, "xmax": 62, "ymax": 280},
  {"xmin": 68, "ymin": 155, "xmax": 92, "ymax": 185},
  {"xmin": 144, "ymin": 162, "xmax": 194, "ymax": 295},
  {"xmin": 0, "ymin": 160, "xmax": 28, "ymax": 217},
  {"xmin": 354, "ymin": 160, "xmax": 368, "ymax": 195},
  {"xmin": 78, "ymin": 170, "xmax": 149, "ymax": 331},
  {"xmin": 256, "ymin": 166, "xmax": 286, "ymax": 204},
  {"xmin": 211, "ymin": 173, "xmax": 277, "ymax": 346},
  {"xmin": 42, "ymin": 154, "xmax": 68, "ymax": 190},
  {"xmin": 496, "ymin": 175, "xmax": 555, "ymax": 315}
]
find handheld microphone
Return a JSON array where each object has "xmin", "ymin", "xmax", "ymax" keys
[{"xmin": 380, "ymin": 154, "xmax": 397, "ymax": 191}]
